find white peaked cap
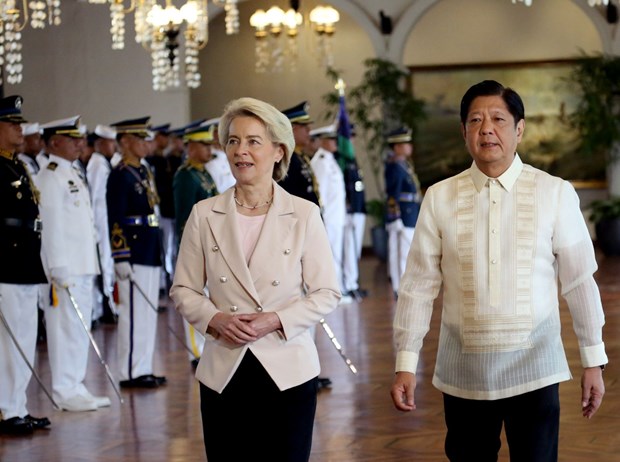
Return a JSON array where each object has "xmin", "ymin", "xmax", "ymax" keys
[
  {"xmin": 40, "ymin": 115, "xmax": 80, "ymax": 129},
  {"xmin": 21, "ymin": 122, "xmax": 41, "ymax": 136},
  {"xmin": 309, "ymin": 123, "xmax": 337, "ymax": 138},
  {"xmin": 94, "ymin": 124, "xmax": 117, "ymax": 140}
]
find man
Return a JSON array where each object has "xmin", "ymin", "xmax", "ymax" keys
[
  {"xmin": 107, "ymin": 117, "xmax": 166, "ymax": 389},
  {"xmin": 279, "ymin": 101, "xmax": 321, "ymax": 208},
  {"xmin": 37, "ymin": 115, "xmax": 110, "ymax": 412},
  {"xmin": 338, "ymin": 125, "xmax": 368, "ymax": 300},
  {"xmin": 173, "ymin": 123, "xmax": 219, "ymax": 366},
  {"xmin": 391, "ymin": 80, "xmax": 608, "ymax": 462},
  {"xmin": 309, "ymin": 124, "xmax": 350, "ymax": 304},
  {"xmin": 280, "ymin": 102, "xmax": 332, "ymax": 389},
  {"xmin": 148, "ymin": 123, "xmax": 182, "ymax": 290},
  {"xmin": 0, "ymin": 95, "xmax": 50, "ymax": 435},
  {"xmin": 18, "ymin": 122, "xmax": 43, "ymax": 176},
  {"xmin": 203, "ymin": 117, "xmax": 236, "ymax": 193},
  {"xmin": 384, "ymin": 127, "xmax": 421, "ymax": 298},
  {"xmin": 86, "ymin": 124, "xmax": 118, "ymax": 324}
]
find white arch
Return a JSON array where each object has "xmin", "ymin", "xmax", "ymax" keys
[{"xmin": 386, "ymin": 0, "xmax": 618, "ymax": 64}]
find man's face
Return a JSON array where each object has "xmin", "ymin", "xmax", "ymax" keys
[
  {"xmin": 50, "ymin": 135, "xmax": 81, "ymax": 161},
  {"xmin": 461, "ymin": 95, "xmax": 524, "ymax": 177},
  {"xmin": 95, "ymin": 138, "xmax": 118, "ymax": 158},
  {"xmin": 393, "ymin": 142, "xmax": 413, "ymax": 159},
  {"xmin": 292, "ymin": 123, "xmax": 311, "ymax": 149},
  {"xmin": 0, "ymin": 121, "xmax": 24, "ymax": 151},
  {"xmin": 121, "ymin": 134, "xmax": 149, "ymax": 159},
  {"xmin": 23, "ymin": 133, "xmax": 43, "ymax": 156},
  {"xmin": 320, "ymin": 137, "xmax": 338, "ymax": 153}
]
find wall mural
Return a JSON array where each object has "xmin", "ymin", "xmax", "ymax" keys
[{"xmin": 409, "ymin": 59, "xmax": 607, "ymax": 188}]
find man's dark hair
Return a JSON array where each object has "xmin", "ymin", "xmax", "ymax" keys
[{"xmin": 459, "ymin": 80, "xmax": 525, "ymax": 126}]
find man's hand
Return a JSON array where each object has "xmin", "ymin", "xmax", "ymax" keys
[
  {"xmin": 391, "ymin": 371, "xmax": 417, "ymax": 412},
  {"xmin": 114, "ymin": 262, "xmax": 134, "ymax": 281},
  {"xmin": 50, "ymin": 267, "xmax": 73, "ymax": 289},
  {"xmin": 581, "ymin": 366, "xmax": 605, "ymax": 419}
]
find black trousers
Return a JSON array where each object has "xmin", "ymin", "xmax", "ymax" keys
[
  {"xmin": 443, "ymin": 384, "xmax": 560, "ymax": 462},
  {"xmin": 200, "ymin": 350, "xmax": 318, "ymax": 462}
]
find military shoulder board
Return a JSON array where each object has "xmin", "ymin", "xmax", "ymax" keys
[{"xmin": 47, "ymin": 162, "xmax": 58, "ymax": 171}]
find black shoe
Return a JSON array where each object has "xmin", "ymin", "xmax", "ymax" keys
[
  {"xmin": 99, "ymin": 313, "xmax": 118, "ymax": 324},
  {"xmin": 24, "ymin": 415, "xmax": 51, "ymax": 430},
  {"xmin": 355, "ymin": 288, "xmax": 369, "ymax": 298},
  {"xmin": 148, "ymin": 374, "xmax": 167, "ymax": 386},
  {"xmin": 90, "ymin": 318, "xmax": 101, "ymax": 330},
  {"xmin": 0, "ymin": 417, "xmax": 34, "ymax": 435},
  {"xmin": 120, "ymin": 375, "xmax": 161, "ymax": 389},
  {"xmin": 191, "ymin": 358, "xmax": 200, "ymax": 369},
  {"xmin": 317, "ymin": 377, "xmax": 332, "ymax": 390}
]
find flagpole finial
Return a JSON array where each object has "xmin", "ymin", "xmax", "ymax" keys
[{"xmin": 335, "ymin": 78, "xmax": 346, "ymax": 96}]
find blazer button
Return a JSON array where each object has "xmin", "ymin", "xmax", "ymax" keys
[
  {"xmin": 230, "ymin": 305, "xmax": 238, "ymax": 312},
  {"xmin": 212, "ymin": 245, "xmax": 219, "ymax": 252},
  {"xmin": 272, "ymin": 280, "xmax": 280, "ymax": 286},
  {"xmin": 284, "ymin": 249, "xmax": 291, "ymax": 255},
  {"xmin": 256, "ymin": 306, "xmax": 263, "ymax": 312},
  {"xmin": 219, "ymin": 276, "xmax": 227, "ymax": 283}
]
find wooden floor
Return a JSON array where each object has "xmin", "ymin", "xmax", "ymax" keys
[{"xmin": 1, "ymin": 252, "xmax": 619, "ymax": 461}]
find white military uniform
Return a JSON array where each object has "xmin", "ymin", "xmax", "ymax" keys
[
  {"xmin": 206, "ymin": 147, "xmax": 235, "ymax": 193},
  {"xmin": 36, "ymin": 154, "xmax": 101, "ymax": 406},
  {"xmin": 311, "ymin": 146, "xmax": 347, "ymax": 296}
]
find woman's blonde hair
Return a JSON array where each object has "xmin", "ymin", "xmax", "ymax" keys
[{"xmin": 219, "ymin": 97, "xmax": 294, "ymax": 182}]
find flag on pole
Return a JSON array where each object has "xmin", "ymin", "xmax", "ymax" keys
[{"xmin": 336, "ymin": 80, "xmax": 355, "ymax": 170}]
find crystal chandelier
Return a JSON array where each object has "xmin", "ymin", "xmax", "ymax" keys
[
  {"xmin": 0, "ymin": 0, "xmax": 62, "ymax": 86},
  {"xmin": 88, "ymin": 0, "xmax": 239, "ymax": 91},
  {"xmin": 249, "ymin": 3, "xmax": 339, "ymax": 74}
]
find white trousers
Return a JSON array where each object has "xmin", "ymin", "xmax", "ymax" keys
[
  {"xmin": 342, "ymin": 213, "xmax": 366, "ymax": 292},
  {"xmin": 44, "ymin": 276, "xmax": 95, "ymax": 402},
  {"xmin": 387, "ymin": 226, "xmax": 415, "ymax": 293},
  {"xmin": 324, "ymin": 215, "xmax": 345, "ymax": 293},
  {"xmin": 0, "ymin": 283, "xmax": 40, "ymax": 419},
  {"xmin": 160, "ymin": 217, "xmax": 177, "ymax": 281},
  {"xmin": 117, "ymin": 265, "xmax": 160, "ymax": 381}
]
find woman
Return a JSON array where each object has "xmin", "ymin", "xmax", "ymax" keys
[{"xmin": 170, "ymin": 97, "xmax": 341, "ymax": 461}]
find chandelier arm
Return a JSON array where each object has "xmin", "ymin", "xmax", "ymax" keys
[
  {"xmin": 7, "ymin": 0, "xmax": 30, "ymax": 32},
  {"xmin": 123, "ymin": 0, "xmax": 137, "ymax": 15}
]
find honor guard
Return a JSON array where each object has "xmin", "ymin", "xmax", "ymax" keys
[
  {"xmin": 149, "ymin": 123, "xmax": 180, "ymax": 288},
  {"xmin": 37, "ymin": 115, "xmax": 110, "ymax": 412},
  {"xmin": 0, "ymin": 96, "xmax": 51, "ymax": 435},
  {"xmin": 384, "ymin": 127, "xmax": 421, "ymax": 297},
  {"xmin": 18, "ymin": 122, "xmax": 43, "ymax": 176},
  {"xmin": 203, "ymin": 117, "xmax": 236, "ymax": 193},
  {"xmin": 279, "ymin": 102, "xmax": 331, "ymax": 389},
  {"xmin": 337, "ymin": 125, "xmax": 367, "ymax": 300},
  {"xmin": 309, "ymin": 124, "xmax": 350, "ymax": 303},
  {"xmin": 86, "ymin": 125, "xmax": 119, "ymax": 324},
  {"xmin": 107, "ymin": 117, "xmax": 166, "ymax": 389},
  {"xmin": 173, "ymin": 123, "xmax": 219, "ymax": 365},
  {"xmin": 278, "ymin": 101, "xmax": 321, "ymax": 208}
]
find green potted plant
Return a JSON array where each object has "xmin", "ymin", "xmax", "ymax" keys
[
  {"xmin": 589, "ymin": 197, "xmax": 620, "ymax": 255},
  {"xmin": 567, "ymin": 54, "xmax": 620, "ymax": 255},
  {"xmin": 322, "ymin": 59, "xmax": 426, "ymax": 260}
]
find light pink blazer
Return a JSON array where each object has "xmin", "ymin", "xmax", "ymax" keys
[{"xmin": 170, "ymin": 182, "xmax": 341, "ymax": 393}]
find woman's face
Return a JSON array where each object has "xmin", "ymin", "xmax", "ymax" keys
[{"xmin": 225, "ymin": 115, "xmax": 284, "ymax": 187}]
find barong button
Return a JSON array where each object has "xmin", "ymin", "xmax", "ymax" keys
[
  {"xmin": 256, "ymin": 306, "xmax": 263, "ymax": 312},
  {"xmin": 220, "ymin": 276, "xmax": 227, "ymax": 283},
  {"xmin": 272, "ymin": 280, "xmax": 280, "ymax": 286},
  {"xmin": 491, "ymin": 259, "xmax": 497, "ymax": 264},
  {"xmin": 284, "ymin": 249, "xmax": 291, "ymax": 255},
  {"xmin": 212, "ymin": 245, "xmax": 219, "ymax": 252},
  {"xmin": 230, "ymin": 305, "xmax": 238, "ymax": 312}
]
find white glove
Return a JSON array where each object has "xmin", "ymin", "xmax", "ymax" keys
[
  {"xmin": 50, "ymin": 267, "xmax": 73, "ymax": 289},
  {"xmin": 386, "ymin": 219, "xmax": 404, "ymax": 233},
  {"xmin": 114, "ymin": 262, "xmax": 134, "ymax": 281},
  {"xmin": 103, "ymin": 271, "xmax": 115, "ymax": 294}
]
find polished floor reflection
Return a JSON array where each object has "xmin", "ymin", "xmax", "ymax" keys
[{"xmin": 1, "ymin": 253, "xmax": 619, "ymax": 461}]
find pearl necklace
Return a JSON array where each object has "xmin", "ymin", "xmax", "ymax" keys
[{"xmin": 234, "ymin": 194, "xmax": 273, "ymax": 210}]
